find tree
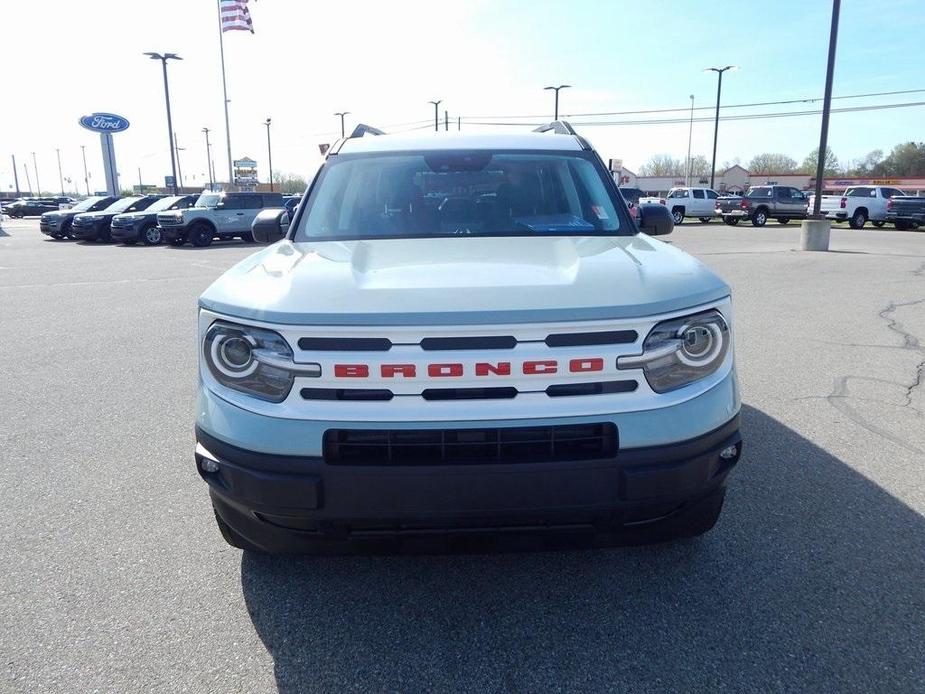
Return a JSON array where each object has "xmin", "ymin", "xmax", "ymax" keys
[
  {"xmin": 747, "ymin": 153, "xmax": 798, "ymax": 173},
  {"xmin": 800, "ymin": 147, "xmax": 840, "ymax": 176},
  {"xmin": 871, "ymin": 142, "xmax": 925, "ymax": 177},
  {"xmin": 638, "ymin": 154, "xmax": 683, "ymax": 177},
  {"xmin": 688, "ymin": 155, "xmax": 712, "ymax": 178},
  {"xmin": 272, "ymin": 172, "xmax": 308, "ymax": 194},
  {"xmin": 847, "ymin": 149, "xmax": 883, "ymax": 176}
]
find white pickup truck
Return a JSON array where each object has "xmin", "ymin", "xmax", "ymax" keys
[
  {"xmin": 640, "ymin": 187, "xmax": 722, "ymax": 225},
  {"xmin": 808, "ymin": 185, "xmax": 907, "ymax": 229}
]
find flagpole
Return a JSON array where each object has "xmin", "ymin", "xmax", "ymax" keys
[{"xmin": 217, "ymin": 0, "xmax": 234, "ymax": 189}]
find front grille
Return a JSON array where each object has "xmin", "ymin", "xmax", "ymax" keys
[{"xmin": 323, "ymin": 423, "xmax": 617, "ymax": 466}]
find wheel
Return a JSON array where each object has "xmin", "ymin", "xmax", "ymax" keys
[
  {"xmin": 167, "ymin": 234, "xmax": 187, "ymax": 247},
  {"xmin": 671, "ymin": 207, "xmax": 685, "ymax": 225},
  {"xmin": 776, "ymin": 218, "xmax": 790, "ymax": 225},
  {"xmin": 751, "ymin": 209, "xmax": 768, "ymax": 227},
  {"xmin": 698, "ymin": 217, "xmax": 712, "ymax": 224},
  {"xmin": 723, "ymin": 217, "xmax": 739, "ymax": 226},
  {"xmin": 872, "ymin": 221, "xmax": 885, "ymax": 228},
  {"xmin": 49, "ymin": 231, "xmax": 65, "ymax": 240},
  {"xmin": 214, "ymin": 510, "xmax": 263, "ymax": 552},
  {"xmin": 140, "ymin": 224, "xmax": 163, "ymax": 246},
  {"xmin": 61, "ymin": 222, "xmax": 74, "ymax": 238},
  {"xmin": 849, "ymin": 210, "xmax": 868, "ymax": 229},
  {"xmin": 240, "ymin": 232, "xmax": 255, "ymax": 243},
  {"xmin": 189, "ymin": 222, "xmax": 214, "ymax": 247},
  {"xmin": 97, "ymin": 225, "xmax": 112, "ymax": 243}
]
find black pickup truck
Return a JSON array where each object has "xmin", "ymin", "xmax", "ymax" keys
[{"xmin": 885, "ymin": 196, "xmax": 925, "ymax": 230}]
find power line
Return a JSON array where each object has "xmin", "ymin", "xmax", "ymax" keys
[
  {"xmin": 462, "ymin": 100, "xmax": 925, "ymax": 128},
  {"xmin": 462, "ymin": 88, "xmax": 925, "ymax": 120}
]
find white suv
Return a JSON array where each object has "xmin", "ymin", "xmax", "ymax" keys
[{"xmin": 194, "ymin": 122, "xmax": 742, "ymax": 553}]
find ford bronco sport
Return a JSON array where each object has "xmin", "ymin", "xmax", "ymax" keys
[
  {"xmin": 194, "ymin": 122, "xmax": 742, "ymax": 553},
  {"xmin": 157, "ymin": 191, "xmax": 284, "ymax": 247}
]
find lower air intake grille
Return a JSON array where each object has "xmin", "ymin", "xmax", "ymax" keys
[{"xmin": 323, "ymin": 423, "xmax": 617, "ymax": 466}]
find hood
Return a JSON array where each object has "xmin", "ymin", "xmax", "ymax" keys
[{"xmin": 199, "ymin": 235, "xmax": 730, "ymax": 326}]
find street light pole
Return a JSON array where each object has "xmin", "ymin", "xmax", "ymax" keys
[
  {"xmin": 32, "ymin": 152, "xmax": 41, "ymax": 196},
  {"xmin": 704, "ymin": 66, "xmax": 737, "ymax": 189},
  {"xmin": 174, "ymin": 135, "xmax": 185, "ymax": 190},
  {"xmin": 55, "ymin": 148, "xmax": 64, "ymax": 195},
  {"xmin": 144, "ymin": 52, "xmax": 182, "ymax": 194},
  {"xmin": 264, "ymin": 118, "xmax": 273, "ymax": 192},
  {"xmin": 543, "ymin": 85, "xmax": 571, "ymax": 120},
  {"xmin": 334, "ymin": 112, "xmax": 350, "ymax": 139},
  {"xmin": 11, "ymin": 155, "xmax": 20, "ymax": 197},
  {"xmin": 428, "ymin": 100, "xmax": 442, "ymax": 132},
  {"xmin": 686, "ymin": 95, "xmax": 695, "ymax": 187},
  {"xmin": 202, "ymin": 128, "xmax": 214, "ymax": 191},
  {"xmin": 80, "ymin": 145, "xmax": 90, "ymax": 196}
]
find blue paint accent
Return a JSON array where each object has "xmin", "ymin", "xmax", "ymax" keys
[
  {"xmin": 78, "ymin": 113, "xmax": 130, "ymax": 133},
  {"xmin": 197, "ymin": 369, "xmax": 740, "ymax": 457}
]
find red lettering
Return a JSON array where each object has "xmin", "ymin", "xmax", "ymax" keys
[
  {"xmin": 570, "ymin": 358, "xmax": 604, "ymax": 373},
  {"xmin": 475, "ymin": 362, "xmax": 512, "ymax": 376},
  {"xmin": 381, "ymin": 364, "xmax": 416, "ymax": 378},
  {"xmin": 523, "ymin": 360, "xmax": 558, "ymax": 375},
  {"xmin": 334, "ymin": 364, "xmax": 368, "ymax": 378},
  {"xmin": 428, "ymin": 363, "xmax": 463, "ymax": 377}
]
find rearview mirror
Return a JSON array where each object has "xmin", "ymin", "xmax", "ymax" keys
[
  {"xmin": 637, "ymin": 203, "xmax": 674, "ymax": 236},
  {"xmin": 251, "ymin": 208, "xmax": 290, "ymax": 244}
]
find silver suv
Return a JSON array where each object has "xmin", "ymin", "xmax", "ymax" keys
[{"xmin": 157, "ymin": 191, "xmax": 285, "ymax": 247}]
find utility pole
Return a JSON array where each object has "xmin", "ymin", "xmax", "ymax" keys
[
  {"xmin": 174, "ymin": 135, "xmax": 185, "ymax": 190},
  {"xmin": 444, "ymin": 110, "xmax": 449, "ymax": 132},
  {"xmin": 138, "ymin": 167, "xmax": 144, "ymax": 193},
  {"xmin": 686, "ymin": 95, "xmax": 695, "ymax": 187},
  {"xmin": 144, "ymin": 52, "xmax": 182, "ymax": 194},
  {"xmin": 334, "ymin": 112, "xmax": 350, "ymax": 139},
  {"xmin": 55, "ymin": 149, "xmax": 64, "ymax": 195},
  {"xmin": 80, "ymin": 145, "xmax": 90, "ymax": 196},
  {"xmin": 428, "ymin": 100, "xmax": 442, "ymax": 132},
  {"xmin": 202, "ymin": 128, "xmax": 214, "ymax": 191},
  {"xmin": 704, "ymin": 65, "xmax": 737, "ymax": 189},
  {"xmin": 544, "ymin": 85, "xmax": 571, "ymax": 120},
  {"xmin": 11, "ymin": 155, "xmax": 20, "ymax": 197},
  {"xmin": 32, "ymin": 152, "xmax": 41, "ymax": 196},
  {"xmin": 23, "ymin": 163, "xmax": 33, "ymax": 197},
  {"xmin": 812, "ymin": 0, "xmax": 841, "ymax": 219},
  {"xmin": 264, "ymin": 118, "xmax": 274, "ymax": 192},
  {"xmin": 457, "ymin": 116, "xmax": 461, "ymax": 131}
]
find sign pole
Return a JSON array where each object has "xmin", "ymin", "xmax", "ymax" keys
[
  {"xmin": 217, "ymin": 0, "xmax": 234, "ymax": 189},
  {"xmin": 11, "ymin": 155, "xmax": 20, "ymax": 197}
]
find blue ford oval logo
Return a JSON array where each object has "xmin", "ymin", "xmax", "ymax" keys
[{"xmin": 79, "ymin": 113, "xmax": 130, "ymax": 133}]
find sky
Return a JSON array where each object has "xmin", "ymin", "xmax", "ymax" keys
[{"xmin": 1, "ymin": 0, "xmax": 924, "ymax": 195}]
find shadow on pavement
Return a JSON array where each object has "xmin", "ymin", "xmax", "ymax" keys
[{"xmin": 240, "ymin": 405, "xmax": 924, "ymax": 692}]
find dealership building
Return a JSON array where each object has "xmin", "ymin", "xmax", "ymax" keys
[{"xmin": 614, "ymin": 164, "xmax": 925, "ymax": 196}]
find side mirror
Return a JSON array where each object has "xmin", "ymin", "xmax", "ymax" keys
[
  {"xmin": 637, "ymin": 203, "xmax": 674, "ymax": 236},
  {"xmin": 252, "ymin": 208, "xmax": 290, "ymax": 244}
]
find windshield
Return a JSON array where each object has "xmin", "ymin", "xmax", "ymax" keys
[
  {"xmin": 146, "ymin": 196, "xmax": 183, "ymax": 212},
  {"xmin": 69, "ymin": 197, "xmax": 105, "ymax": 212},
  {"xmin": 101, "ymin": 197, "xmax": 142, "ymax": 214},
  {"xmin": 194, "ymin": 194, "xmax": 221, "ymax": 208},
  {"xmin": 746, "ymin": 187, "xmax": 772, "ymax": 197},
  {"xmin": 295, "ymin": 151, "xmax": 625, "ymax": 241}
]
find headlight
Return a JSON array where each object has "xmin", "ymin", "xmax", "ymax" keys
[
  {"xmin": 203, "ymin": 321, "xmax": 320, "ymax": 402},
  {"xmin": 617, "ymin": 310, "xmax": 729, "ymax": 392}
]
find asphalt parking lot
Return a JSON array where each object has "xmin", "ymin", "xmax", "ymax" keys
[{"xmin": 1, "ymin": 216, "xmax": 923, "ymax": 693}]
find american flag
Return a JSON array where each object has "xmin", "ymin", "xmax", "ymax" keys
[{"xmin": 220, "ymin": 0, "xmax": 254, "ymax": 33}]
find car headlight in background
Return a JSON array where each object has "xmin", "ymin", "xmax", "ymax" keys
[
  {"xmin": 203, "ymin": 321, "xmax": 320, "ymax": 402},
  {"xmin": 617, "ymin": 310, "xmax": 729, "ymax": 392}
]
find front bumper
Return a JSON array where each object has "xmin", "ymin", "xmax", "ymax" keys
[
  {"xmin": 40, "ymin": 220, "xmax": 63, "ymax": 235},
  {"xmin": 110, "ymin": 224, "xmax": 139, "ymax": 241},
  {"xmin": 70, "ymin": 222, "xmax": 103, "ymax": 239},
  {"xmin": 159, "ymin": 225, "xmax": 187, "ymax": 240}
]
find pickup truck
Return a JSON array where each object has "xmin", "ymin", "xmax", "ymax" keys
[
  {"xmin": 884, "ymin": 196, "xmax": 925, "ymax": 230},
  {"xmin": 194, "ymin": 123, "xmax": 742, "ymax": 554},
  {"xmin": 716, "ymin": 185, "xmax": 808, "ymax": 227},
  {"xmin": 640, "ymin": 187, "xmax": 721, "ymax": 225},
  {"xmin": 157, "ymin": 191, "xmax": 284, "ymax": 247},
  {"xmin": 807, "ymin": 185, "xmax": 907, "ymax": 229}
]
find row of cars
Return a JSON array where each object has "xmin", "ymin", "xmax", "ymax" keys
[
  {"xmin": 1, "ymin": 196, "xmax": 77, "ymax": 217},
  {"xmin": 619, "ymin": 184, "xmax": 923, "ymax": 229},
  {"xmin": 38, "ymin": 192, "xmax": 300, "ymax": 247}
]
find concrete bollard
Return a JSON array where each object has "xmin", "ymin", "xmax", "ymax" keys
[{"xmin": 800, "ymin": 219, "xmax": 831, "ymax": 251}]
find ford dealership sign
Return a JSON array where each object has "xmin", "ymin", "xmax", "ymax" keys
[{"xmin": 79, "ymin": 113, "xmax": 130, "ymax": 133}]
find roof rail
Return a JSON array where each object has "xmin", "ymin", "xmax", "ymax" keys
[
  {"xmin": 349, "ymin": 123, "xmax": 386, "ymax": 138},
  {"xmin": 533, "ymin": 120, "xmax": 578, "ymax": 136}
]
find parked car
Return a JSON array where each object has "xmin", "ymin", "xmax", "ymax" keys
[
  {"xmin": 884, "ymin": 196, "xmax": 925, "ymax": 230},
  {"xmin": 807, "ymin": 185, "xmax": 907, "ymax": 229},
  {"xmin": 195, "ymin": 122, "xmax": 741, "ymax": 554},
  {"xmin": 111, "ymin": 194, "xmax": 199, "ymax": 245},
  {"xmin": 157, "ymin": 191, "xmax": 285, "ymax": 247},
  {"xmin": 71, "ymin": 195, "xmax": 163, "ymax": 242},
  {"xmin": 716, "ymin": 185, "xmax": 808, "ymax": 227},
  {"xmin": 39, "ymin": 196, "xmax": 120, "ymax": 239},
  {"xmin": 640, "ymin": 187, "xmax": 721, "ymax": 224},
  {"xmin": 3, "ymin": 197, "xmax": 75, "ymax": 218}
]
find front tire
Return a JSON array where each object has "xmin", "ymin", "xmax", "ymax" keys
[
  {"xmin": 671, "ymin": 207, "xmax": 685, "ymax": 225},
  {"xmin": 189, "ymin": 222, "xmax": 214, "ymax": 247},
  {"xmin": 751, "ymin": 209, "xmax": 768, "ymax": 227},
  {"xmin": 849, "ymin": 210, "xmax": 867, "ymax": 229},
  {"xmin": 141, "ymin": 224, "xmax": 163, "ymax": 246}
]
